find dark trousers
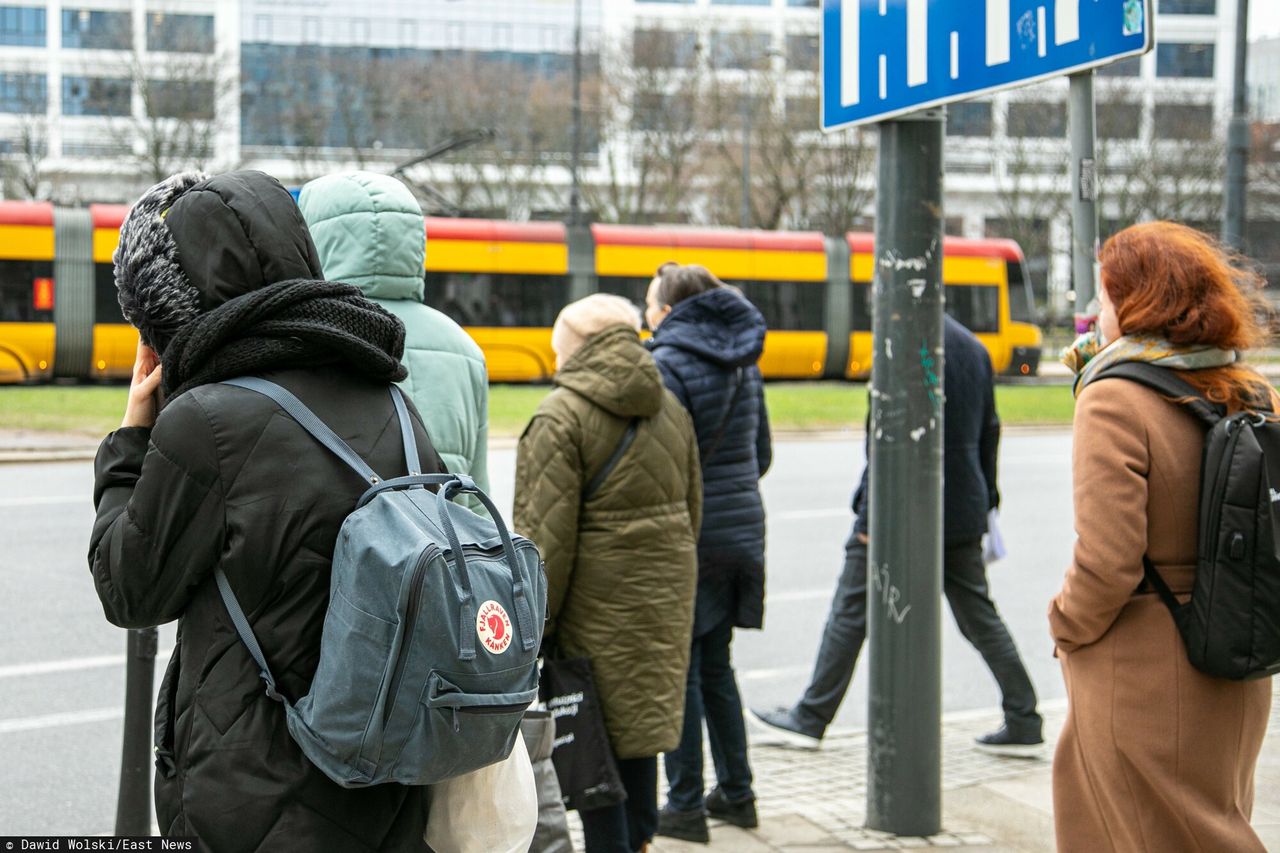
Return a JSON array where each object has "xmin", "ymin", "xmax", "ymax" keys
[
  {"xmin": 793, "ymin": 531, "xmax": 1042, "ymax": 738},
  {"xmin": 664, "ymin": 617, "xmax": 754, "ymax": 812},
  {"xmin": 579, "ymin": 755, "xmax": 658, "ymax": 853}
]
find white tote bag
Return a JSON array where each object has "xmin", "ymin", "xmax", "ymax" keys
[
  {"xmin": 982, "ymin": 509, "xmax": 1008, "ymax": 565},
  {"xmin": 424, "ymin": 730, "xmax": 538, "ymax": 853}
]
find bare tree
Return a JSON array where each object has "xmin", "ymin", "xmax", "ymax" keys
[
  {"xmin": 0, "ymin": 113, "xmax": 49, "ymax": 200},
  {"xmin": 989, "ymin": 109, "xmax": 1070, "ymax": 315},
  {"xmin": 412, "ymin": 54, "xmax": 572, "ymax": 219},
  {"xmin": 91, "ymin": 16, "xmax": 234, "ymax": 185},
  {"xmin": 697, "ymin": 33, "xmax": 874, "ymax": 232},
  {"xmin": 584, "ymin": 34, "xmax": 707, "ymax": 224},
  {"xmin": 1096, "ymin": 87, "xmax": 1225, "ymax": 235}
]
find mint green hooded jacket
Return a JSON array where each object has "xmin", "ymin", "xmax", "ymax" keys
[{"xmin": 298, "ymin": 172, "xmax": 489, "ymax": 497}]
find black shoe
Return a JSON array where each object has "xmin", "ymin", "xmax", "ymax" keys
[
  {"xmin": 706, "ymin": 786, "xmax": 758, "ymax": 829},
  {"xmin": 974, "ymin": 724, "xmax": 1044, "ymax": 758},
  {"xmin": 748, "ymin": 706, "xmax": 823, "ymax": 750},
  {"xmin": 656, "ymin": 805, "xmax": 709, "ymax": 844}
]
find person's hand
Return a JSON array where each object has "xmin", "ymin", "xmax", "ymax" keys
[
  {"xmin": 856, "ymin": 532, "xmax": 869, "ymax": 545},
  {"xmin": 122, "ymin": 341, "xmax": 163, "ymax": 429}
]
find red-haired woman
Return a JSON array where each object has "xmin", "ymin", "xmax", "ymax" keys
[{"xmin": 1051, "ymin": 221, "xmax": 1274, "ymax": 851}]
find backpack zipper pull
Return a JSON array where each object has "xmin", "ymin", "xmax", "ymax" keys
[{"xmin": 452, "ymin": 706, "xmax": 460, "ymax": 733}]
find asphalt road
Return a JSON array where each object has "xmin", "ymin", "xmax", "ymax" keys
[{"xmin": 0, "ymin": 431, "xmax": 1074, "ymax": 835}]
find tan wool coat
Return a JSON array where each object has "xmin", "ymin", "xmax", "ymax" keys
[{"xmin": 1049, "ymin": 376, "xmax": 1272, "ymax": 852}]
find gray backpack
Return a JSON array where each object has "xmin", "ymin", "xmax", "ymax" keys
[{"xmin": 216, "ymin": 377, "xmax": 546, "ymax": 787}]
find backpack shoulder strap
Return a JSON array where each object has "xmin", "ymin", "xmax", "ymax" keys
[
  {"xmin": 584, "ymin": 418, "xmax": 641, "ymax": 502},
  {"xmin": 1091, "ymin": 362, "xmax": 1225, "ymax": 427},
  {"xmin": 215, "ymin": 568, "xmax": 288, "ymax": 704},
  {"xmin": 223, "ymin": 377, "xmax": 414, "ymax": 484},
  {"xmin": 701, "ymin": 366, "xmax": 746, "ymax": 465}
]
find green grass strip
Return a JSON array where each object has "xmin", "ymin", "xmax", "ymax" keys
[{"xmin": 0, "ymin": 381, "xmax": 1082, "ymax": 438}]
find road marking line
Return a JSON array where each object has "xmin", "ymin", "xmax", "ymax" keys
[
  {"xmin": 0, "ymin": 495, "xmax": 87, "ymax": 508},
  {"xmin": 767, "ymin": 589, "xmax": 832, "ymax": 604},
  {"xmin": 740, "ymin": 665, "xmax": 811, "ymax": 683},
  {"xmin": 0, "ymin": 648, "xmax": 175, "ymax": 680},
  {"xmin": 772, "ymin": 508, "xmax": 848, "ymax": 521},
  {"xmin": 0, "ymin": 707, "xmax": 122, "ymax": 734}
]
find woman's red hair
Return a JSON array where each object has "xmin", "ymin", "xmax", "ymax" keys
[{"xmin": 1100, "ymin": 222, "xmax": 1272, "ymax": 413}]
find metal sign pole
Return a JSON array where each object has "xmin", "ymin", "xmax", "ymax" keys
[
  {"xmin": 114, "ymin": 627, "xmax": 157, "ymax": 836},
  {"xmin": 1223, "ymin": 0, "xmax": 1251, "ymax": 251},
  {"xmin": 1068, "ymin": 71, "xmax": 1099, "ymax": 324},
  {"xmin": 866, "ymin": 106, "xmax": 945, "ymax": 838}
]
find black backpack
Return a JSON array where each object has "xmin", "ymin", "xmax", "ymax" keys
[{"xmin": 1096, "ymin": 362, "xmax": 1280, "ymax": 681}]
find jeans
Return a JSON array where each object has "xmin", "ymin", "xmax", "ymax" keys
[
  {"xmin": 579, "ymin": 756, "xmax": 658, "ymax": 853},
  {"xmin": 664, "ymin": 617, "xmax": 755, "ymax": 812},
  {"xmin": 793, "ymin": 530, "xmax": 1042, "ymax": 738}
]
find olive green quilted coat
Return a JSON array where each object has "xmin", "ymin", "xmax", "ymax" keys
[{"xmin": 514, "ymin": 325, "xmax": 702, "ymax": 759}]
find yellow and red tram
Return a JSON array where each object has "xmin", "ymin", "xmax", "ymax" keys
[{"xmin": 0, "ymin": 202, "xmax": 1041, "ymax": 383}]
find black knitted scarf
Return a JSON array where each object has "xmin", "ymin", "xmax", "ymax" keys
[{"xmin": 160, "ymin": 279, "xmax": 407, "ymax": 399}]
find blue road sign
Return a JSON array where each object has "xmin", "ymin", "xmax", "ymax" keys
[{"xmin": 821, "ymin": 0, "xmax": 1154, "ymax": 131}]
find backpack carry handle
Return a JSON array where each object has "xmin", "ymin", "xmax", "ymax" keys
[{"xmin": 358, "ymin": 473, "xmax": 538, "ymax": 658}]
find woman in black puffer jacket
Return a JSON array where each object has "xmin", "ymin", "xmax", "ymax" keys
[
  {"xmin": 89, "ymin": 171, "xmax": 443, "ymax": 852},
  {"xmin": 645, "ymin": 263, "xmax": 772, "ymax": 843}
]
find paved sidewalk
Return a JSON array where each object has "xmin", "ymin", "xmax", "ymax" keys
[
  {"xmin": 0, "ymin": 428, "xmax": 99, "ymax": 462},
  {"xmin": 621, "ymin": 682, "xmax": 1280, "ymax": 852}
]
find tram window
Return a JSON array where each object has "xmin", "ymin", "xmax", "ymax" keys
[
  {"xmin": 95, "ymin": 263, "xmax": 126, "ymax": 324},
  {"xmin": 849, "ymin": 281, "xmax": 871, "ymax": 332},
  {"xmin": 732, "ymin": 280, "xmax": 825, "ymax": 331},
  {"xmin": 944, "ymin": 284, "xmax": 1000, "ymax": 333},
  {"xmin": 1005, "ymin": 261, "xmax": 1036, "ymax": 324},
  {"xmin": 597, "ymin": 276, "xmax": 650, "ymax": 316},
  {"xmin": 0, "ymin": 260, "xmax": 54, "ymax": 322},
  {"xmin": 423, "ymin": 272, "xmax": 569, "ymax": 327}
]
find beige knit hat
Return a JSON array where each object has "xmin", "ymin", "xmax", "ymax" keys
[{"xmin": 551, "ymin": 293, "xmax": 642, "ymax": 366}]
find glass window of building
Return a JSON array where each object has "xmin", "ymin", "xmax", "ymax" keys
[
  {"xmin": 62, "ymin": 9, "xmax": 131, "ymax": 49},
  {"xmin": 711, "ymin": 31, "xmax": 772, "ymax": 70},
  {"xmin": 947, "ymin": 101, "xmax": 992, "ymax": 136},
  {"xmin": 1097, "ymin": 102, "xmax": 1141, "ymax": 138},
  {"xmin": 146, "ymin": 79, "xmax": 214, "ymax": 120},
  {"xmin": 1156, "ymin": 42, "xmax": 1215, "ymax": 78},
  {"xmin": 788, "ymin": 0, "xmax": 820, "ymax": 6},
  {"xmin": 1153, "ymin": 103, "xmax": 1214, "ymax": 139},
  {"xmin": 0, "ymin": 5, "xmax": 45, "ymax": 46},
  {"xmin": 1097, "ymin": 56, "xmax": 1142, "ymax": 77},
  {"xmin": 352, "ymin": 18, "xmax": 371, "ymax": 45},
  {"xmin": 1006, "ymin": 102, "xmax": 1066, "ymax": 137},
  {"xmin": 1159, "ymin": 0, "xmax": 1215, "ymax": 13},
  {"xmin": 0, "ymin": 72, "xmax": 45, "ymax": 113},
  {"xmin": 62, "ymin": 76, "xmax": 131, "ymax": 116},
  {"xmin": 634, "ymin": 29, "xmax": 698, "ymax": 69},
  {"xmin": 786, "ymin": 34, "xmax": 818, "ymax": 72},
  {"xmin": 146, "ymin": 13, "xmax": 215, "ymax": 53},
  {"xmin": 637, "ymin": 0, "xmax": 694, "ymax": 4}
]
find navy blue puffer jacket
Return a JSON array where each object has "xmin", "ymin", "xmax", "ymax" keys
[{"xmin": 649, "ymin": 287, "xmax": 772, "ymax": 632}]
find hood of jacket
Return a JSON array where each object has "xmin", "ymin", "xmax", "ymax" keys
[
  {"xmin": 555, "ymin": 325, "xmax": 666, "ymax": 418},
  {"xmin": 650, "ymin": 287, "xmax": 766, "ymax": 368},
  {"xmin": 163, "ymin": 171, "xmax": 323, "ymax": 314},
  {"xmin": 297, "ymin": 171, "xmax": 425, "ymax": 302}
]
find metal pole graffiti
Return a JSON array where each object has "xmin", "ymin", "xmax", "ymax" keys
[{"xmin": 866, "ymin": 107, "xmax": 945, "ymax": 838}]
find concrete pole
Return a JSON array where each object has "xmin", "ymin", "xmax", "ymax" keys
[
  {"xmin": 1068, "ymin": 71, "xmax": 1099, "ymax": 329},
  {"xmin": 866, "ymin": 108, "xmax": 945, "ymax": 838},
  {"xmin": 1223, "ymin": 0, "xmax": 1250, "ymax": 251}
]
